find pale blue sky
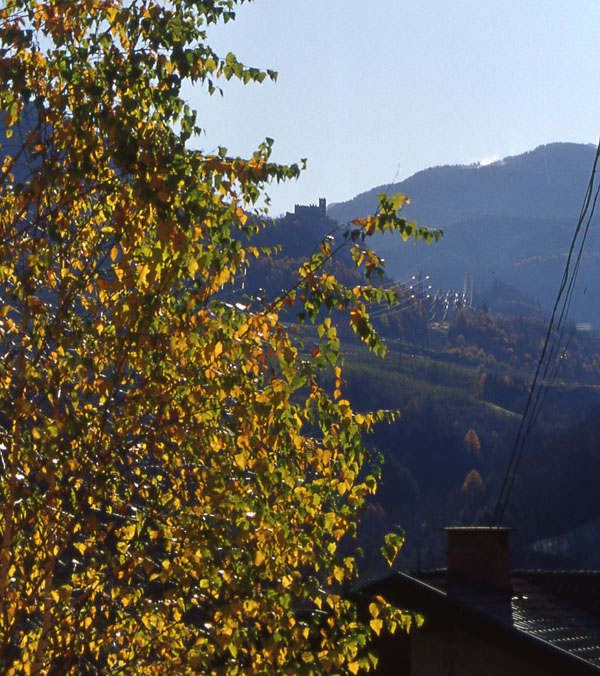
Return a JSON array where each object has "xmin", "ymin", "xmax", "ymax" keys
[{"xmin": 186, "ymin": 0, "xmax": 600, "ymax": 217}]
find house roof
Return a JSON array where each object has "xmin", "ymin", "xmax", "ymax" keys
[{"xmin": 363, "ymin": 569, "xmax": 600, "ymax": 674}]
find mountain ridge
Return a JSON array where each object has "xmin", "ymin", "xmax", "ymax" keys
[
  {"xmin": 326, "ymin": 142, "xmax": 600, "ymax": 323},
  {"xmin": 328, "ymin": 142, "xmax": 597, "ymax": 226}
]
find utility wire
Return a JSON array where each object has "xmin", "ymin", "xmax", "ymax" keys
[
  {"xmin": 492, "ymin": 141, "xmax": 600, "ymax": 525},
  {"xmin": 503, "ymin": 183, "xmax": 600, "ymax": 512}
]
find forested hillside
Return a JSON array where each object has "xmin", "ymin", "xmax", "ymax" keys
[
  {"xmin": 247, "ymin": 201, "xmax": 600, "ymax": 574},
  {"xmin": 342, "ymin": 315, "xmax": 600, "ymax": 575}
]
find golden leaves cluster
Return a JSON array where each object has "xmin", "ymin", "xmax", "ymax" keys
[{"xmin": 0, "ymin": 1, "xmax": 430, "ymax": 673}]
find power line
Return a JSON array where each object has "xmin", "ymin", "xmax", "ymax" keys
[{"xmin": 492, "ymin": 140, "xmax": 600, "ymax": 525}]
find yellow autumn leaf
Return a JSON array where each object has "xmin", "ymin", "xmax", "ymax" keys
[{"xmin": 370, "ymin": 618, "xmax": 383, "ymax": 636}]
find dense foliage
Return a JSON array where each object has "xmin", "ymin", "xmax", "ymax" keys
[
  {"xmin": 0, "ymin": 1, "xmax": 443, "ymax": 672},
  {"xmin": 444, "ymin": 308, "xmax": 600, "ymax": 383}
]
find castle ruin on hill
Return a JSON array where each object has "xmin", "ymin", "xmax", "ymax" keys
[{"xmin": 286, "ymin": 197, "xmax": 326, "ymax": 219}]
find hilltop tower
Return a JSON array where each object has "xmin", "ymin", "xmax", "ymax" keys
[{"xmin": 291, "ymin": 198, "xmax": 327, "ymax": 218}]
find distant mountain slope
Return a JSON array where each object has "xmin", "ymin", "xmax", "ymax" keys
[
  {"xmin": 328, "ymin": 143, "xmax": 600, "ymax": 322},
  {"xmin": 329, "ymin": 143, "xmax": 597, "ymax": 225}
]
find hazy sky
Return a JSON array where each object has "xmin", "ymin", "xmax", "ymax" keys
[{"xmin": 186, "ymin": 0, "xmax": 600, "ymax": 217}]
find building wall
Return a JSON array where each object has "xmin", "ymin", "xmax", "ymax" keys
[{"xmin": 410, "ymin": 629, "xmax": 553, "ymax": 676}]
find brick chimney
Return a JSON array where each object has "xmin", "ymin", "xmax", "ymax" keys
[{"xmin": 445, "ymin": 526, "xmax": 512, "ymax": 591}]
